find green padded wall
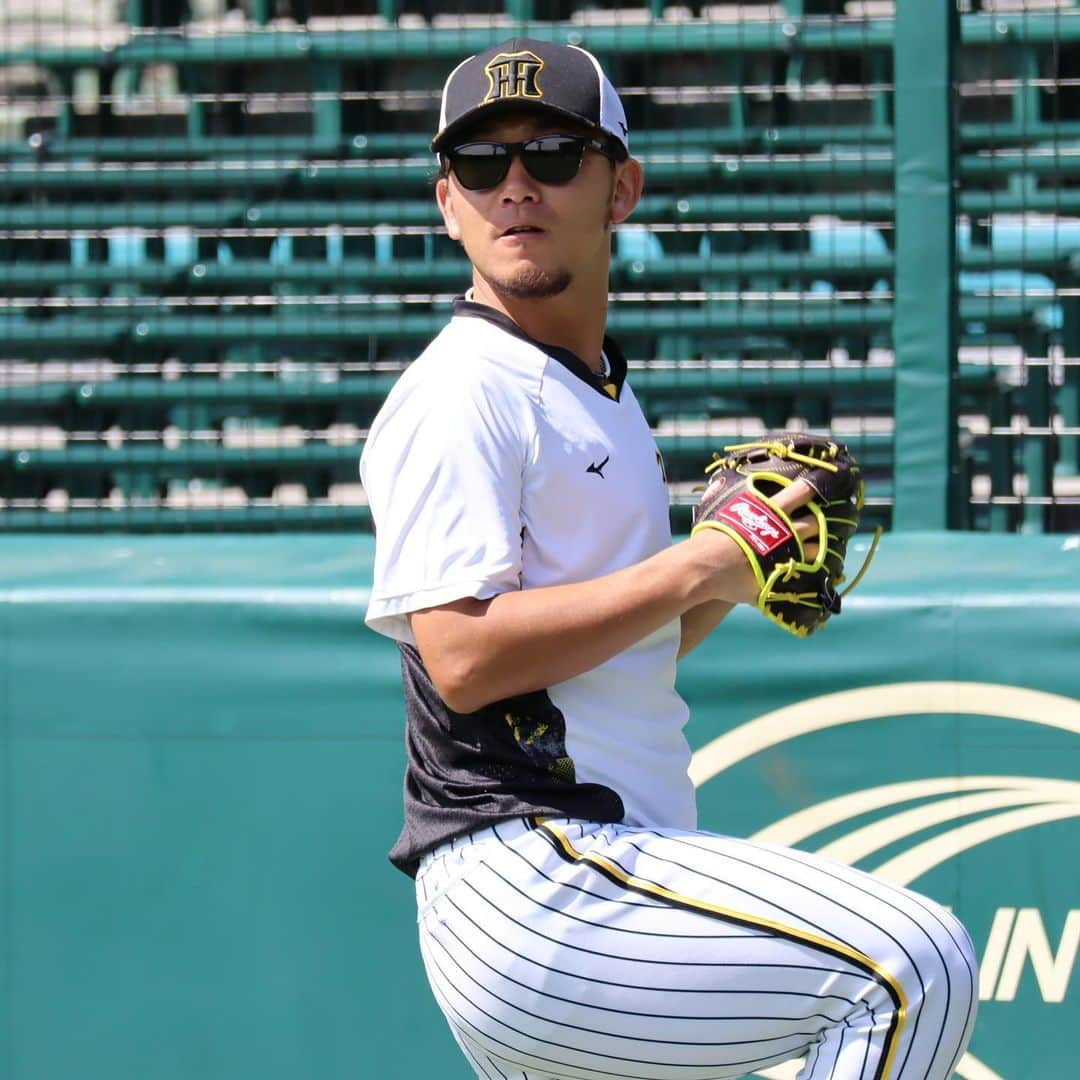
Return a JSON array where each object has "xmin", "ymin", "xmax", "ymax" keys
[{"xmin": 1, "ymin": 532, "xmax": 1077, "ymax": 1079}]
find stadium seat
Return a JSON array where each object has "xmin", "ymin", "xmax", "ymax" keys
[{"xmin": 1, "ymin": 7, "xmax": 1077, "ymax": 534}]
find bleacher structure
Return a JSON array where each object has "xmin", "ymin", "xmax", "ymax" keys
[{"xmin": 0, "ymin": 0, "xmax": 1078, "ymax": 533}]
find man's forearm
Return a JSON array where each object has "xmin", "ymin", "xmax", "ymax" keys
[
  {"xmin": 410, "ymin": 480, "xmax": 816, "ymax": 713},
  {"xmin": 410, "ymin": 534, "xmax": 750, "ymax": 714}
]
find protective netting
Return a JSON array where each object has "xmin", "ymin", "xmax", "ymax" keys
[
  {"xmin": 954, "ymin": 1, "xmax": 1080, "ymax": 532},
  {"xmin": 0, "ymin": 1, "xmax": 1077, "ymax": 532}
]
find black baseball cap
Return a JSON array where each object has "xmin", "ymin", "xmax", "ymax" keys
[{"xmin": 431, "ymin": 37, "xmax": 630, "ymax": 159}]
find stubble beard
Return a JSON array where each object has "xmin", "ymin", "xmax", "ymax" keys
[{"xmin": 494, "ymin": 264, "xmax": 573, "ymax": 300}]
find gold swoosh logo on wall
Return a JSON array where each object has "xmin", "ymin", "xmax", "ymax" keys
[
  {"xmin": 689, "ymin": 682, "xmax": 1080, "ymax": 787},
  {"xmin": 689, "ymin": 682, "xmax": 1080, "ymax": 1080},
  {"xmin": 756, "ymin": 776, "xmax": 1080, "ymax": 883}
]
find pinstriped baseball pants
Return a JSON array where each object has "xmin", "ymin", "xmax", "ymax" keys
[{"xmin": 414, "ymin": 818, "xmax": 977, "ymax": 1080}]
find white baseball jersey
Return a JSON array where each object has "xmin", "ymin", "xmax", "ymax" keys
[{"xmin": 361, "ymin": 298, "xmax": 695, "ymax": 875}]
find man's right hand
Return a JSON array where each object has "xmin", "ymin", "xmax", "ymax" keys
[{"xmin": 687, "ymin": 477, "xmax": 820, "ymax": 606}]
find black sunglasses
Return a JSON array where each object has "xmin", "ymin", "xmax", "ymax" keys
[{"xmin": 445, "ymin": 134, "xmax": 618, "ymax": 191}]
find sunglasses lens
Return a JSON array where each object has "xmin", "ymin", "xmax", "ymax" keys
[
  {"xmin": 521, "ymin": 136, "xmax": 586, "ymax": 184},
  {"xmin": 449, "ymin": 144, "xmax": 510, "ymax": 190},
  {"xmin": 448, "ymin": 136, "xmax": 589, "ymax": 190}
]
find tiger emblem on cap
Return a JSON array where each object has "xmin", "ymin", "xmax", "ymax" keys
[{"xmin": 483, "ymin": 50, "xmax": 545, "ymax": 103}]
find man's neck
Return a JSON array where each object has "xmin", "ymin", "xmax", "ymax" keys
[{"xmin": 470, "ymin": 277, "xmax": 610, "ymax": 373}]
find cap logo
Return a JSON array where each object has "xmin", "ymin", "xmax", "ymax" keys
[{"xmin": 483, "ymin": 50, "xmax": 545, "ymax": 104}]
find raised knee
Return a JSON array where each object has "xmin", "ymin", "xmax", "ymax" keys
[{"xmin": 901, "ymin": 900, "xmax": 979, "ymax": 1011}]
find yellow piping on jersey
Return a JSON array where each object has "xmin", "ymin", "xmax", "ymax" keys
[{"xmin": 533, "ymin": 818, "xmax": 908, "ymax": 1080}]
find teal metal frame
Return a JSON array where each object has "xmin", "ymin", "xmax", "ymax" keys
[{"xmin": 893, "ymin": 0, "xmax": 961, "ymax": 530}]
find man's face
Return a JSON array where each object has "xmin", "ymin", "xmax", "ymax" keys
[{"xmin": 435, "ymin": 111, "xmax": 639, "ymax": 302}]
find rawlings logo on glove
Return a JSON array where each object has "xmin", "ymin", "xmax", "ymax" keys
[
  {"xmin": 716, "ymin": 494, "xmax": 790, "ymax": 554},
  {"xmin": 691, "ymin": 434, "xmax": 881, "ymax": 637}
]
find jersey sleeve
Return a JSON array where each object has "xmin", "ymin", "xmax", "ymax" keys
[{"xmin": 360, "ymin": 359, "xmax": 532, "ymax": 644}]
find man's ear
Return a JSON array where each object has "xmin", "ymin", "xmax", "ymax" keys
[
  {"xmin": 609, "ymin": 157, "xmax": 645, "ymax": 227},
  {"xmin": 436, "ymin": 177, "xmax": 462, "ymax": 241}
]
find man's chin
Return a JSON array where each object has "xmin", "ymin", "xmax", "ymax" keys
[{"xmin": 494, "ymin": 266, "xmax": 573, "ymax": 300}]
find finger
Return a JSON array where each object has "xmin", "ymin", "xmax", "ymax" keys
[
  {"xmin": 772, "ymin": 477, "xmax": 816, "ymax": 514},
  {"xmin": 787, "ymin": 500, "xmax": 822, "ymax": 551},
  {"xmin": 792, "ymin": 515, "xmax": 819, "ymax": 542}
]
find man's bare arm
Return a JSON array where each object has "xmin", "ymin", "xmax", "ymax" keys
[
  {"xmin": 678, "ymin": 599, "xmax": 734, "ymax": 659},
  {"xmin": 410, "ymin": 482, "xmax": 814, "ymax": 713}
]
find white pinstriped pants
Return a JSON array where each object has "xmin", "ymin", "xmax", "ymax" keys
[{"xmin": 415, "ymin": 818, "xmax": 977, "ymax": 1080}]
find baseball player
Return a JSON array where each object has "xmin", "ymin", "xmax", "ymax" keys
[{"xmin": 360, "ymin": 37, "xmax": 977, "ymax": 1080}]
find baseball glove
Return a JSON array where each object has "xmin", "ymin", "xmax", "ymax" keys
[{"xmin": 690, "ymin": 434, "xmax": 881, "ymax": 637}]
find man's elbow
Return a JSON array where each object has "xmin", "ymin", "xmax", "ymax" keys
[
  {"xmin": 410, "ymin": 600, "xmax": 498, "ymax": 714},
  {"xmin": 429, "ymin": 662, "xmax": 489, "ymax": 715}
]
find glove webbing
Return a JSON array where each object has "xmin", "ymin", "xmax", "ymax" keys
[
  {"xmin": 707, "ymin": 438, "xmax": 845, "ymax": 477},
  {"xmin": 837, "ymin": 526, "xmax": 884, "ymax": 599}
]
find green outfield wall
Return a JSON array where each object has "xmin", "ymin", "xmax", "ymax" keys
[{"xmin": 0, "ymin": 533, "xmax": 1077, "ymax": 1080}]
